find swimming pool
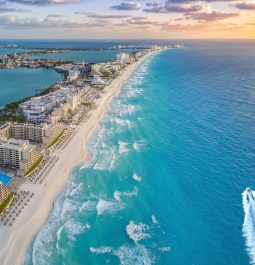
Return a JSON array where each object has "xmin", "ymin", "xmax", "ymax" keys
[{"xmin": 0, "ymin": 172, "xmax": 12, "ymax": 186}]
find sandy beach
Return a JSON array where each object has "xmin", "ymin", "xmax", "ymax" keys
[{"xmin": 0, "ymin": 50, "xmax": 159, "ymax": 265}]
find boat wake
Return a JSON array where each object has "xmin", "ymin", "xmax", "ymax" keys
[{"xmin": 242, "ymin": 188, "xmax": 255, "ymax": 264}]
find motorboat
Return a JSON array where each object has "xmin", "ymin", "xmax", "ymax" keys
[{"xmin": 246, "ymin": 187, "xmax": 255, "ymax": 203}]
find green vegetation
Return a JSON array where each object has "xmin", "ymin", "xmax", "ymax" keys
[
  {"xmin": 0, "ymin": 114, "xmax": 26, "ymax": 123},
  {"xmin": 24, "ymin": 155, "xmax": 44, "ymax": 177},
  {"xmin": 5, "ymin": 97, "xmax": 31, "ymax": 110},
  {"xmin": 0, "ymin": 192, "xmax": 15, "ymax": 215},
  {"xmin": 101, "ymin": 70, "xmax": 112, "ymax": 77},
  {"xmin": 81, "ymin": 102, "xmax": 93, "ymax": 107},
  {"xmin": 94, "ymin": 85, "xmax": 105, "ymax": 91},
  {"xmin": 67, "ymin": 108, "xmax": 73, "ymax": 117},
  {"xmin": 48, "ymin": 131, "xmax": 64, "ymax": 148}
]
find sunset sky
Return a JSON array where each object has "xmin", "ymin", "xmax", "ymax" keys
[{"xmin": 0, "ymin": 0, "xmax": 255, "ymax": 39}]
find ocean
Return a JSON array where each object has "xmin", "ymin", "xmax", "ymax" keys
[{"xmin": 13, "ymin": 40, "xmax": 255, "ymax": 265}]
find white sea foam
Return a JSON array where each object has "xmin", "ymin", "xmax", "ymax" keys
[
  {"xmin": 60, "ymin": 198, "xmax": 79, "ymax": 220},
  {"xmin": 62, "ymin": 218, "xmax": 85, "ymax": 241},
  {"xmin": 85, "ymin": 120, "xmax": 120, "ymax": 171},
  {"xmin": 114, "ymin": 191, "xmax": 121, "ymax": 201},
  {"xmin": 242, "ymin": 190, "xmax": 255, "ymax": 265},
  {"xmin": 133, "ymin": 140, "xmax": 147, "ymax": 152},
  {"xmin": 86, "ymin": 223, "xmax": 91, "ymax": 229},
  {"xmin": 90, "ymin": 244, "xmax": 154, "ymax": 265},
  {"xmin": 122, "ymin": 187, "xmax": 139, "ymax": 198},
  {"xmin": 133, "ymin": 173, "xmax": 142, "ymax": 182},
  {"xmin": 158, "ymin": 246, "xmax": 171, "ymax": 252},
  {"xmin": 93, "ymin": 148, "xmax": 117, "ymax": 171},
  {"xmin": 118, "ymin": 141, "xmax": 130, "ymax": 154},
  {"xmin": 151, "ymin": 215, "xmax": 159, "ymax": 225},
  {"xmin": 69, "ymin": 182, "xmax": 83, "ymax": 197},
  {"xmin": 56, "ymin": 225, "xmax": 64, "ymax": 255},
  {"xmin": 90, "ymin": 246, "xmax": 114, "ymax": 254},
  {"xmin": 31, "ymin": 196, "xmax": 64, "ymax": 264},
  {"xmin": 125, "ymin": 88, "xmax": 144, "ymax": 98},
  {"xmin": 115, "ymin": 245, "xmax": 154, "ymax": 265},
  {"xmin": 80, "ymin": 124, "xmax": 115, "ymax": 170},
  {"xmin": 96, "ymin": 199, "xmax": 122, "ymax": 215},
  {"xmin": 114, "ymin": 187, "xmax": 139, "ymax": 201},
  {"xmin": 126, "ymin": 221, "xmax": 151, "ymax": 243},
  {"xmin": 115, "ymin": 118, "xmax": 127, "ymax": 126},
  {"xmin": 119, "ymin": 104, "xmax": 138, "ymax": 116},
  {"xmin": 79, "ymin": 201, "xmax": 97, "ymax": 213}
]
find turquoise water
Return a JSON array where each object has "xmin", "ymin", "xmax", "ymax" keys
[
  {"xmin": 0, "ymin": 172, "xmax": 12, "ymax": 186},
  {"xmin": 26, "ymin": 42, "xmax": 255, "ymax": 265},
  {"xmin": 27, "ymin": 49, "xmax": 135, "ymax": 63},
  {"xmin": 0, "ymin": 68, "xmax": 63, "ymax": 105},
  {"xmin": 0, "ymin": 48, "xmax": 32, "ymax": 56}
]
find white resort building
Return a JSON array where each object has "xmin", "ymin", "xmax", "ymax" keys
[
  {"xmin": 0, "ymin": 138, "xmax": 41, "ymax": 175},
  {"xmin": 19, "ymin": 85, "xmax": 87, "ymax": 122},
  {"xmin": 116, "ymin": 53, "xmax": 131, "ymax": 66},
  {"xmin": 0, "ymin": 122, "xmax": 65, "ymax": 147}
]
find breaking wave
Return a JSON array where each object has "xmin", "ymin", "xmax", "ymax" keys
[
  {"xmin": 90, "ymin": 244, "xmax": 154, "ymax": 265},
  {"xmin": 114, "ymin": 187, "xmax": 139, "ymax": 201},
  {"xmin": 242, "ymin": 190, "xmax": 255, "ymax": 265},
  {"xmin": 133, "ymin": 173, "xmax": 142, "ymax": 182},
  {"xmin": 96, "ymin": 199, "xmax": 123, "ymax": 215},
  {"xmin": 126, "ymin": 221, "xmax": 151, "ymax": 243}
]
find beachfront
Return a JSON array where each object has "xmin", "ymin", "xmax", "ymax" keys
[{"xmin": 0, "ymin": 48, "xmax": 162, "ymax": 265}]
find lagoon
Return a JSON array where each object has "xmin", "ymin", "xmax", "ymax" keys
[{"xmin": 0, "ymin": 68, "xmax": 63, "ymax": 106}]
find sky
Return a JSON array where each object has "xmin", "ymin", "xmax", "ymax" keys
[{"xmin": 0, "ymin": 0, "xmax": 255, "ymax": 39}]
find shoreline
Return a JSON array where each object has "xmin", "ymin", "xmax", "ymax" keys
[{"xmin": 0, "ymin": 49, "xmax": 161, "ymax": 265}]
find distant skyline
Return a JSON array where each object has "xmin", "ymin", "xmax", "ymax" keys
[{"xmin": 0, "ymin": 0, "xmax": 255, "ymax": 39}]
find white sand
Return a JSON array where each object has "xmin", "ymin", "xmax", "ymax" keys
[{"xmin": 0, "ymin": 50, "xmax": 158, "ymax": 265}]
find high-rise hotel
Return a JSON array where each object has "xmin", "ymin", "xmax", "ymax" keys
[{"xmin": 0, "ymin": 137, "xmax": 40, "ymax": 175}]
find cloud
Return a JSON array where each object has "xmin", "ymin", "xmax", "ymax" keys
[
  {"xmin": 186, "ymin": 10, "xmax": 240, "ymax": 21},
  {"xmin": 144, "ymin": 1, "xmax": 204, "ymax": 13},
  {"xmin": 46, "ymin": 14, "xmax": 64, "ymax": 18},
  {"xmin": 125, "ymin": 16, "xmax": 156, "ymax": 25},
  {"xmin": 5, "ymin": 0, "xmax": 80, "ymax": 5},
  {"xmin": 165, "ymin": 2, "xmax": 203, "ymax": 12},
  {"xmin": 165, "ymin": 0, "xmax": 240, "ymax": 2},
  {"xmin": 111, "ymin": 1, "xmax": 141, "ymax": 10},
  {"xmin": 233, "ymin": 2, "xmax": 255, "ymax": 10},
  {"xmin": 75, "ymin": 12, "xmax": 131, "ymax": 18},
  {"xmin": 143, "ymin": 2, "xmax": 167, "ymax": 12},
  {"xmin": 0, "ymin": 14, "xmax": 110, "ymax": 29},
  {"xmin": 0, "ymin": 1, "xmax": 29, "ymax": 12}
]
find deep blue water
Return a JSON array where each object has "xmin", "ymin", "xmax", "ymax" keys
[{"xmin": 24, "ymin": 41, "xmax": 255, "ymax": 265}]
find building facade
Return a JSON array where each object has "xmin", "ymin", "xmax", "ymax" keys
[
  {"xmin": 43, "ymin": 123, "xmax": 64, "ymax": 147},
  {"xmin": 0, "ymin": 181, "xmax": 11, "ymax": 207},
  {"xmin": 0, "ymin": 138, "xmax": 40, "ymax": 175},
  {"xmin": 0, "ymin": 123, "xmax": 11, "ymax": 138},
  {"xmin": 6, "ymin": 123, "xmax": 64, "ymax": 146}
]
